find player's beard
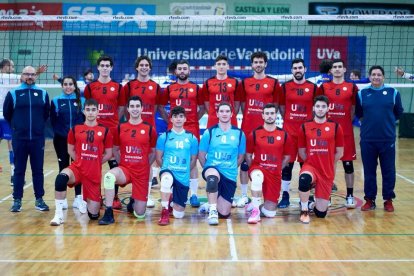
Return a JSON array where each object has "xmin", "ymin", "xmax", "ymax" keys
[
  {"xmin": 178, "ymin": 73, "xmax": 189, "ymax": 81},
  {"xmin": 294, "ymin": 72, "xmax": 304, "ymax": 81},
  {"xmin": 314, "ymin": 112, "xmax": 327, "ymax": 119},
  {"xmin": 264, "ymin": 118, "xmax": 276, "ymax": 125}
]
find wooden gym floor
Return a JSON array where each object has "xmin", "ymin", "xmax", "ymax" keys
[{"xmin": 0, "ymin": 130, "xmax": 413, "ymax": 275}]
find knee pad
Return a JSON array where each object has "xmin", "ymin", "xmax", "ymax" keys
[
  {"xmin": 261, "ymin": 206, "xmax": 276, "ymax": 218},
  {"xmin": 218, "ymin": 211, "xmax": 231, "ymax": 219},
  {"xmin": 343, "ymin": 161, "xmax": 354, "ymax": 174},
  {"xmin": 282, "ymin": 162, "xmax": 294, "ymax": 180},
  {"xmin": 88, "ymin": 210, "xmax": 100, "ymax": 220},
  {"xmin": 9, "ymin": 151, "xmax": 14, "ymax": 164},
  {"xmin": 298, "ymin": 173, "xmax": 312, "ymax": 192},
  {"xmin": 55, "ymin": 173, "xmax": 69, "ymax": 192},
  {"xmin": 250, "ymin": 169, "xmax": 264, "ymax": 192},
  {"xmin": 160, "ymin": 172, "xmax": 173, "ymax": 193},
  {"xmin": 314, "ymin": 207, "xmax": 327, "ymax": 218},
  {"xmin": 173, "ymin": 209, "xmax": 185, "ymax": 219},
  {"xmin": 108, "ymin": 160, "xmax": 118, "ymax": 169},
  {"xmin": 206, "ymin": 175, "xmax": 219, "ymax": 193},
  {"xmin": 103, "ymin": 172, "xmax": 116, "ymax": 189},
  {"xmin": 240, "ymin": 160, "xmax": 249, "ymax": 172}
]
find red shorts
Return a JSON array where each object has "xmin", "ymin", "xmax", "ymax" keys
[
  {"xmin": 249, "ymin": 165, "xmax": 282, "ymax": 203},
  {"xmin": 118, "ymin": 165, "xmax": 150, "ymax": 201},
  {"xmin": 300, "ymin": 163, "xmax": 333, "ymax": 200},
  {"xmin": 67, "ymin": 163, "xmax": 101, "ymax": 202},
  {"xmin": 287, "ymin": 135, "xmax": 304, "ymax": 163},
  {"xmin": 341, "ymin": 135, "xmax": 356, "ymax": 161}
]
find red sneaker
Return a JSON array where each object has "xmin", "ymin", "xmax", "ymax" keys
[
  {"xmin": 361, "ymin": 199, "xmax": 376, "ymax": 211},
  {"xmin": 112, "ymin": 197, "xmax": 122, "ymax": 210},
  {"xmin": 158, "ymin": 208, "xmax": 170, "ymax": 226},
  {"xmin": 384, "ymin": 200, "xmax": 394, "ymax": 212}
]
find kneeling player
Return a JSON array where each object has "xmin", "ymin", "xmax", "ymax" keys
[
  {"xmin": 245, "ymin": 103, "xmax": 290, "ymax": 224},
  {"xmin": 99, "ymin": 96, "xmax": 157, "ymax": 225},
  {"xmin": 198, "ymin": 103, "xmax": 246, "ymax": 225},
  {"xmin": 50, "ymin": 99, "xmax": 113, "ymax": 226},
  {"xmin": 155, "ymin": 106, "xmax": 198, "ymax": 225},
  {"xmin": 297, "ymin": 95, "xmax": 344, "ymax": 224}
]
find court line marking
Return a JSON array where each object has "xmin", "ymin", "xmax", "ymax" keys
[
  {"xmin": 396, "ymin": 173, "xmax": 414, "ymax": 185},
  {"xmin": 1, "ymin": 233, "xmax": 414, "ymax": 237},
  {"xmin": 0, "ymin": 170, "xmax": 54, "ymax": 204},
  {"xmin": 226, "ymin": 219, "xmax": 238, "ymax": 261},
  {"xmin": 0, "ymin": 259, "xmax": 413, "ymax": 263}
]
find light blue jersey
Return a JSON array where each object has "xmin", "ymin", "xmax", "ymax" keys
[
  {"xmin": 199, "ymin": 125, "xmax": 246, "ymax": 181},
  {"xmin": 156, "ymin": 129, "xmax": 198, "ymax": 186}
]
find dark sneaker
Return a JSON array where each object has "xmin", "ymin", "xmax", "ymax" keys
[
  {"xmin": 10, "ymin": 199, "xmax": 22, "ymax": 212},
  {"xmin": 99, "ymin": 208, "xmax": 115, "ymax": 225},
  {"xmin": 331, "ymin": 183, "xmax": 338, "ymax": 192},
  {"xmin": 127, "ymin": 197, "xmax": 134, "ymax": 213},
  {"xmin": 361, "ymin": 199, "xmax": 376, "ymax": 211},
  {"xmin": 384, "ymin": 200, "xmax": 394, "ymax": 212},
  {"xmin": 152, "ymin": 177, "xmax": 158, "ymax": 186},
  {"xmin": 277, "ymin": 191, "xmax": 290, "ymax": 208},
  {"xmin": 35, "ymin": 198, "xmax": 49, "ymax": 211}
]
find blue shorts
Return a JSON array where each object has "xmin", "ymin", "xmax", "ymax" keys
[
  {"xmin": 160, "ymin": 169, "xmax": 189, "ymax": 208},
  {"xmin": 0, "ymin": 119, "xmax": 12, "ymax": 140},
  {"xmin": 202, "ymin": 166, "xmax": 237, "ymax": 204}
]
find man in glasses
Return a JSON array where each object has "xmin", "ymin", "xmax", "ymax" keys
[{"xmin": 3, "ymin": 66, "xmax": 50, "ymax": 212}]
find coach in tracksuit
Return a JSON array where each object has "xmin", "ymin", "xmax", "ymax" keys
[
  {"xmin": 356, "ymin": 65, "xmax": 404, "ymax": 213},
  {"xmin": 3, "ymin": 66, "xmax": 50, "ymax": 212}
]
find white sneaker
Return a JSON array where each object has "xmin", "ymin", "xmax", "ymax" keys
[
  {"xmin": 345, "ymin": 196, "xmax": 356, "ymax": 209},
  {"xmin": 62, "ymin": 198, "xmax": 68, "ymax": 210},
  {"xmin": 208, "ymin": 209, "xmax": 219, "ymax": 225},
  {"xmin": 146, "ymin": 196, "xmax": 155, "ymax": 208},
  {"xmin": 247, "ymin": 207, "xmax": 261, "ymax": 224},
  {"xmin": 231, "ymin": 199, "xmax": 237, "ymax": 208},
  {"xmin": 328, "ymin": 197, "xmax": 332, "ymax": 207},
  {"xmin": 72, "ymin": 196, "xmax": 80, "ymax": 209},
  {"xmin": 198, "ymin": 202, "xmax": 209, "ymax": 214},
  {"xmin": 77, "ymin": 197, "xmax": 87, "ymax": 214},
  {"xmin": 244, "ymin": 203, "xmax": 254, "ymax": 214},
  {"xmin": 236, "ymin": 194, "xmax": 249, "ymax": 208},
  {"xmin": 50, "ymin": 212, "xmax": 64, "ymax": 226}
]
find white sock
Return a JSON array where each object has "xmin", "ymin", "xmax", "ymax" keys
[
  {"xmin": 282, "ymin": 180, "xmax": 290, "ymax": 192},
  {"xmin": 241, "ymin": 184, "xmax": 248, "ymax": 195},
  {"xmin": 190, "ymin": 178, "xmax": 198, "ymax": 196},
  {"xmin": 209, "ymin": 203, "xmax": 217, "ymax": 211},
  {"xmin": 161, "ymin": 201, "xmax": 168, "ymax": 208},
  {"xmin": 55, "ymin": 199, "xmax": 65, "ymax": 211},
  {"xmin": 300, "ymin": 201, "xmax": 309, "ymax": 211},
  {"xmin": 152, "ymin": 167, "xmax": 160, "ymax": 178},
  {"xmin": 252, "ymin": 197, "xmax": 261, "ymax": 208}
]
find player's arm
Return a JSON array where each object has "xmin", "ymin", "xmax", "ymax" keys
[
  {"xmin": 204, "ymin": 101, "xmax": 210, "ymax": 114},
  {"xmin": 240, "ymin": 102, "xmax": 245, "ymax": 113},
  {"xmin": 279, "ymin": 105, "xmax": 286, "ymax": 118},
  {"xmin": 68, "ymin": 144, "xmax": 76, "ymax": 161},
  {"xmin": 245, "ymin": 153, "xmax": 253, "ymax": 167},
  {"xmin": 157, "ymin": 105, "xmax": 169, "ymax": 123},
  {"xmin": 298, "ymin": 147, "xmax": 307, "ymax": 161},
  {"xmin": 282, "ymin": 154, "xmax": 290, "ymax": 169},
  {"xmin": 237, "ymin": 153, "xmax": 245, "ymax": 166},
  {"xmin": 198, "ymin": 151, "xmax": 207, "ymax": 167},
  {"xmin": 234, "ymin": 101, "xmax": 240, "ymax": 115},
  {"xmin": 197, "ymin": 104, "xmax": 206, "ymax": 120},
  {"xmin": 155, "ymin": 149, "xmax": 164, "ymax": 167},
  {"xmin": 117, "ymin": 106, "xmax": 125, "ymax": 122},
  {"xmin": 149, "ymin": 147, "xmax": 156, "ymax": 165},
  {"xmin": 238, "ymin": 132, "xmax": 246, "ymax": 166},
  {"xmin": 335, "ymin": 146, "xmax": 344, "ymax": 162},
  {"xmin": 190, "ymin": 154, "xmax": 197, "ymax": 170},
  {"xmin": 113, "ymin": 145, "xmax": 120, "ymax": 164},
  {"xmin": 102, "ymin": 147, "xmax": 113, "ymax": 164},
  {"xmin": 36, "ymin": 65, "xmax": 48, "ymax": 75}
]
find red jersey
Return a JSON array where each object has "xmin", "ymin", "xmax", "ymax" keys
[
  {"xmin": 280, "ymin": 80, "xmax": 317, "ymax": 137},
  {"xmin": 67, "ymin": 124, "xmax": 113, "ymax": 183},
  {"xmin": 121, "ymin": 79, "xmax": 161, "ymax": 126},
  {"xmin": 239, "ymin": 76, "xmax": 280, "ymax": 134},
  {"xmin": 160, "ymin": 81, "xmax": 203, "ymax": 131},
  {"xmin": 298, "ymin": 120, "xmax": 344, "ymax": 181},
  {"xmin": 114, "ymin": 121, "xmax": 157, "ymax": 171},
  {"xmin": 317, "ymin": 81, "xmax": 358, "ymax": 136},
  {"xmin": 84, "ymin": 80, "xmax": 123, "ymax": 129},
  {"xmin": 246, "ymin": 126, "xmax": 289, "ymax": 172},
  {"xmin": 202, "ymin": 76, "xmax": 240, "ymax": 128}
]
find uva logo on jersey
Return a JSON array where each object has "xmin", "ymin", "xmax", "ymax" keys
[{"xmin": 125, "ymin": 146, "xmax": 142, "ymax": 154}]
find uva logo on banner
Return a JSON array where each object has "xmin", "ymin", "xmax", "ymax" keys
[
  {"xmin": 62, "ymin": 4, "xmax": 156, "ymax": 32},
  {"xmin": 309, "ymin": 37, "xmax": 348, "ymax": 71}
]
